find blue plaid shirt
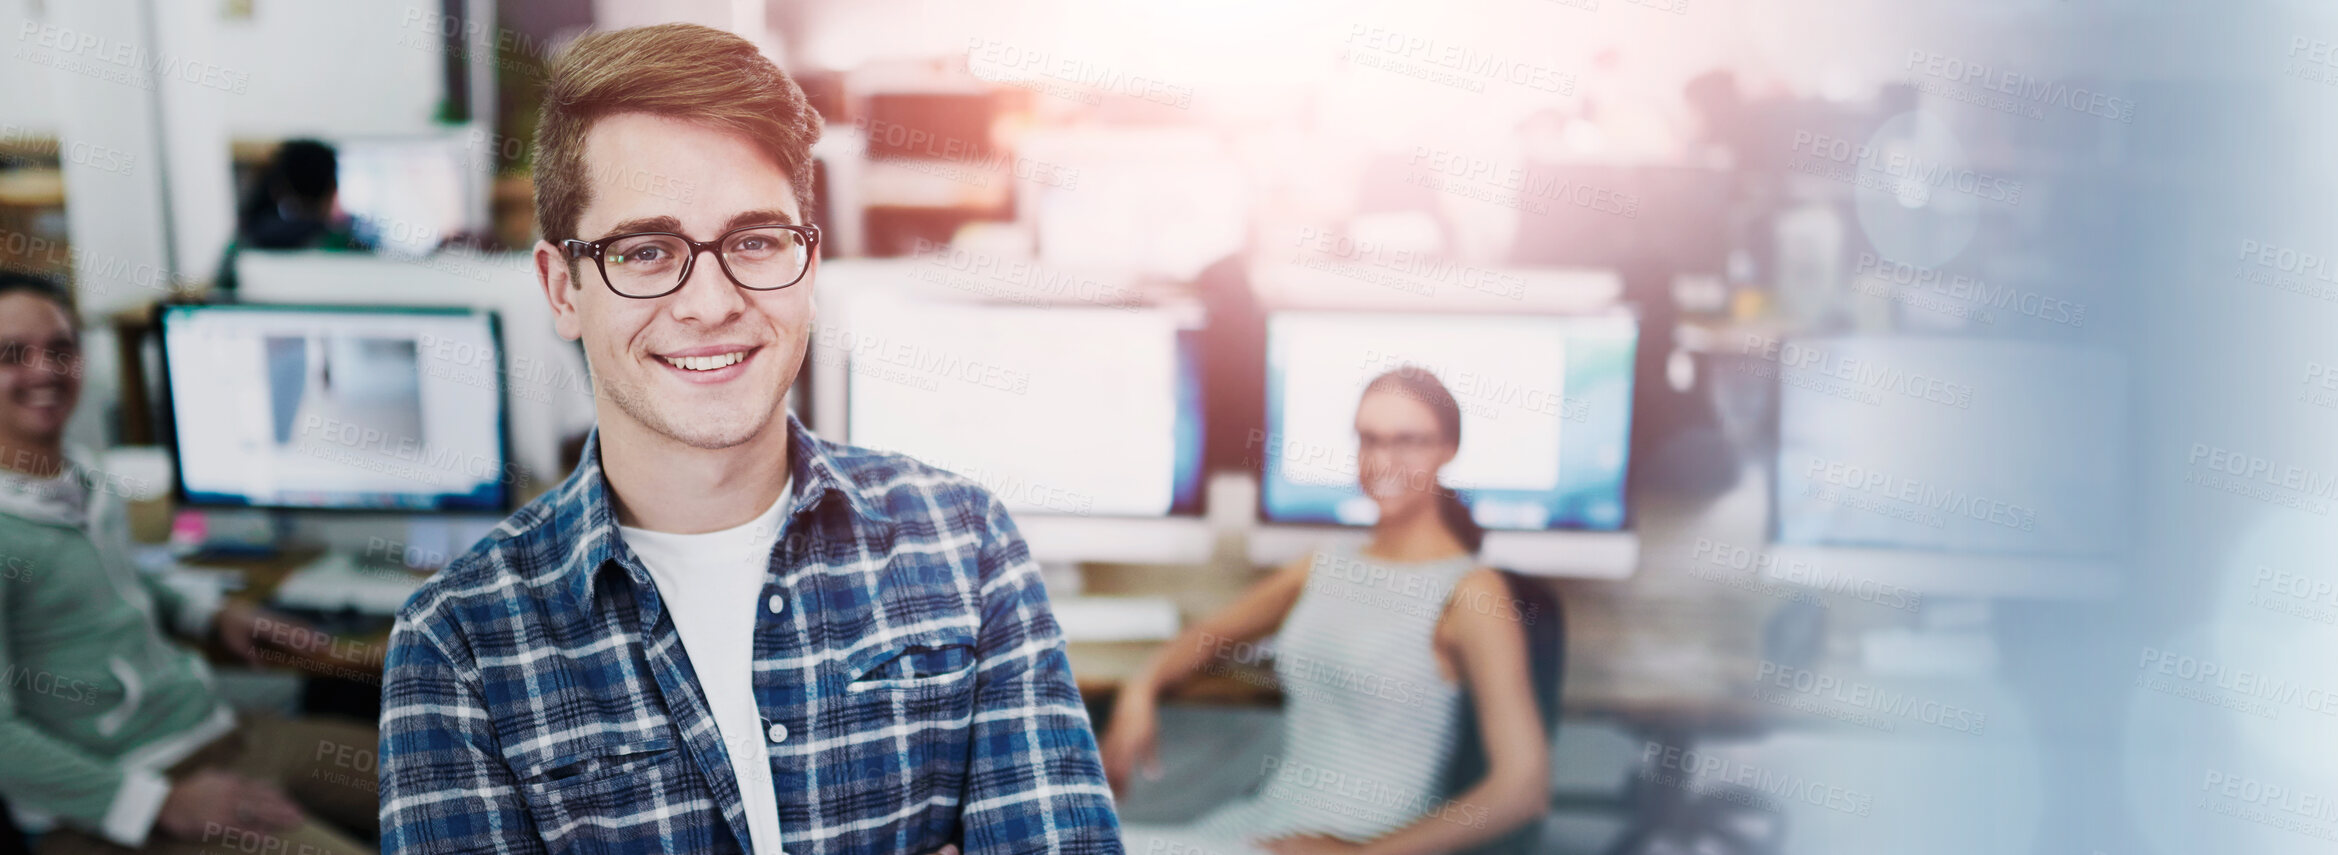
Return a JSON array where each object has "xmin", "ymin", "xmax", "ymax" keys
[{"xmin": 379, "ymin": 412, "xmax": 1122, "ymax": 854}]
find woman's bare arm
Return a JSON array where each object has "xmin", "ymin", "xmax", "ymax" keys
[{"xmin": 1128, "ymin": 554, "xmax": 1314, "ymax": 698}]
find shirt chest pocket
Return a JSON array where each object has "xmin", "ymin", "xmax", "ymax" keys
[
  {"xmin": 515, "ymin": 736, "xmax": 730, "ymax": 855},
  {"xmin": 845, "ymin": 631, "xmax": 979, "ymax": 696},
  {"xmin": 826, "ymin": 630, "xmax": 980, "ymax": 845}
]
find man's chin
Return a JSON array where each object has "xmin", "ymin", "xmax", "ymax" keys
[{"xmin": 639, "ymin": 402, "xmax": 781, "ymax": 451}]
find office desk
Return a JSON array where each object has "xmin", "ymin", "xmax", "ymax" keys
[{"xmin": 184, "ymin": 545, "xmax": 393, "ymax": 679}]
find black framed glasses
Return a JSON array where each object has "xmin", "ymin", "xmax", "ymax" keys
[{"xmin": 562, "ymin": 223, "xmax": 820, "ymax": 299}]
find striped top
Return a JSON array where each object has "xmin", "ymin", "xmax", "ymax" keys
[{"xmin": 1190, "ymin": 539, "xmax": 1477, "ymax": 841}]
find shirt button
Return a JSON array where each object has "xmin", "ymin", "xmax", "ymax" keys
[
  {"xmin": 767, "ymin": 722, "xmax": 789, "ymax": 743},
  {"xmin": 767, "ymin": 594, "xmax": 786, "ymax": 614}
]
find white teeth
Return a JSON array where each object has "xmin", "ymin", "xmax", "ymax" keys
[{"xmin": 660, "ymin": 351, "xmax": 746, "ymax": 372}]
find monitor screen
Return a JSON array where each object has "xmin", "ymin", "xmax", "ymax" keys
[
  {"xmin": 1772, "ymin": 336, "xmax": 2127, "ymax": 557},
  {"xmin": 1261, "ymin": 310, "xmax": 1638, "ymax": 532},
  {"xmin": 334, "ymin": 136, "xmax": 473, "ymax": 255},
  {"xmin": 159, "ymin": 304, "xmax": 509, "ymax": 512},
  {"xmin": 843, "ymin": 301, "xmax": 1204, "ymax": 517}
]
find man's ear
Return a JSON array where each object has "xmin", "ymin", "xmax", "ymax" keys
[{"xmin": 535, "ymin": 239, "xmax": 583, "ymax": 343}]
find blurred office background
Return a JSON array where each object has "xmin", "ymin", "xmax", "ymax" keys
[{"xmin": 3, "ymin": 0, "xmax": 2335, "ymax": 852}]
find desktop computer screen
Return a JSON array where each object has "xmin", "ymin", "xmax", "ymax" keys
[
  {"xmin": 1260, "ymin": 310, "xmax": 1639, "ymax": 532},
  {"xmin": 334, "ymin": 136, "xmax": 475, "ymax": 255},
  {"xmin": 844, "ymin": 301, "xmax": 1205, "ymax": 517},
  {"xmin": 158, "ymin": 304, "xmax": 509, "ymax": 512},
  {"xmin": 1772, "ymin": 335, "xmax": 2127, "ymax": 557}
]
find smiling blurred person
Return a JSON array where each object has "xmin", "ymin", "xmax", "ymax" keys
[
  {"xmin": 375, "ymin": 23, "xmax": 1120, "ymax": 855},
  {"xmin": 0, "ymin": 273, "xmax": 379, "ymax": 855}
]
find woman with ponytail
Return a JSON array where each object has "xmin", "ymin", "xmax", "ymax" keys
[{"xmin": 1109, "ymin": 365, "xmax": 1550, "ymax": 855}]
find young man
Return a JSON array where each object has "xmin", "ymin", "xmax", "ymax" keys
[
  {"xmin": 0, "ymin": 273, "xmax": 378, "ymax": 855},
  {"xmin": 376, "ymin": 23, "xmax": 1122, "ymax": 855}
]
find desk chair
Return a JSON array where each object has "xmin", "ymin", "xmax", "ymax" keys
[{"xmin": 1435, "ymin": 570, "xmax": 1566, "ymax": 855}]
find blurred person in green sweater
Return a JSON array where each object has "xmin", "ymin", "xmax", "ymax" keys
[{"xmin": 0, "ymin": 272, "xmax": 377, "ymax": 854}]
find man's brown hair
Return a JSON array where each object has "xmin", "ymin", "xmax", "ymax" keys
[{"xmin": 532, "ymin": 22, "xmax": 823, "ymax": 249}]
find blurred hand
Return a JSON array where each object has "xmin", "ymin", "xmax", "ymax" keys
[
  {"xmin": 1100, "ymin": 693, "xmax": 1162, "ymax": 795},
  {"xmin": 1260, "ymin": 834, "xmax": 1366, "ymax": 855},
  {"xmin": 156, "ymin": 769, "xmax": 304, "ymax": 840},
  {"xmin": 923, "ymin": 845, "xmax": 960, "ymax": 855},
  {"xmin": 215, "ymin": 602, "xmax": 305, "ymax": 665}
]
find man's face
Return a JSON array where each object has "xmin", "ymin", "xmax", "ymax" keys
[
  {"xmin": 0, "ymin": 292, "xmax": 80, "ymax": 447},
  {"xmin": 537, "ymin": 112, "xmax": 813, "ymax": 451}
]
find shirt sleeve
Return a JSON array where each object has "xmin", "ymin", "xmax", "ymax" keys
[
  {"xmin": 378, "ymin": 611, "xmax": 546, "ymax": 854},
  {"xmin": 0, "ymin": 541, "xmax": 158, "ymax": 846},
  {"xmin": 958, "ymin": 494, "xmax": 1125, "ymax": 854}
]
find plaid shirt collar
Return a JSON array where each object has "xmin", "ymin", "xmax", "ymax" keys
[{"xmin": 554, "ymin": 410, "xmax": 893, "ymax": 608}]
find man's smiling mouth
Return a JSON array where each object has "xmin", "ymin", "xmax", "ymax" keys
[
  {"xmin": 659, "ymin": 351, "xmax": 748, "ymax": 371},
  {"xmin": 652, "ymin": 345, "xmax": 761, "ymax": 376}
]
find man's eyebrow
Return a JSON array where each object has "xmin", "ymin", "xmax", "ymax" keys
[
  {"xmin": 725, "ymin": 209, "xmax": 798, "ymax": 230},
  {"xmin": 591, "ymin": 210, "xmax": 797, "ymax": 241},
  {"xmin": 595, "ymin": 215, "xmax": 682, "ymax": 240}
]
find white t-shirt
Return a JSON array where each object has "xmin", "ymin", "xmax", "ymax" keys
[{"xmin": 620, "ymin": 476, "xmax": 793, "ymax": 855}]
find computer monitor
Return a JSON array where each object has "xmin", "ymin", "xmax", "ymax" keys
[
  {"xmin": 1771, "ymin": 335, "xmax": 2127, "ymax": 558},
  {"xmin": 333, "ymin": 136, "xmax": 476, "ymax": 255},
  {"xmin": 1259, "ymin": 309, "xmax": 1639, "ymax": 533},
  {"xmin": 843, "ymin": 299, "xmax": 1206, "ymax": 519},
  {"xmin": 158, "ymin": 304, "xmax": 510, "ymax": 512}
]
